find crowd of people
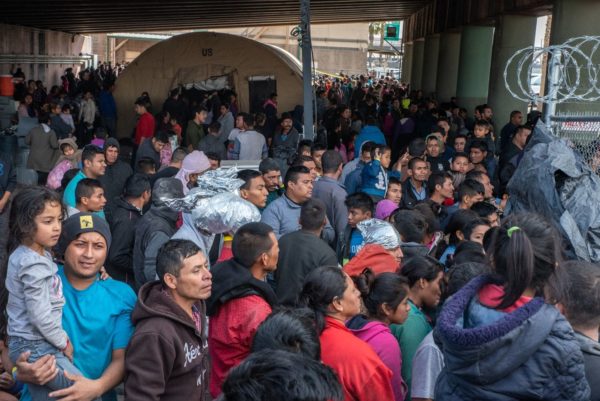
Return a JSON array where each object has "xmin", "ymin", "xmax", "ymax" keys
[{"xmin": 0, "ymin": 67, "xmax": 597, "ymax": 401}]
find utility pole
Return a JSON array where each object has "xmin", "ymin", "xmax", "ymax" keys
[{"xmin": 300, "ymin": 0, "xmax": 314, "ymax": 140}]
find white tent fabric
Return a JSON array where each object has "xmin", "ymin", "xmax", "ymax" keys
[
  {"xmin": 181, "ymin": 75, "xmax": 230, "ymax": 91},
  {"xmin": 114, "ymin": 31, "xmax": 303, "ymax": 139}
]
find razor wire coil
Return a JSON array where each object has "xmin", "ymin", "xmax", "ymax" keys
[{"xmin": 504, "ymin": 35, "xmax": 600, "ymax": 104}]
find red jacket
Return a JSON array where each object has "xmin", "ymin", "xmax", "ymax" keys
[
  {"xmin": 343, "ymin": 244, "xmax": 400, "ymax": 277},
  {"xmin": 135, "ymin": 112, "xmax": 155, "ymax": 145},
  {"xmin": 320, "ymin": 317, "xmax": 394, "ymax": 401},
  {"xmin": 208, "ymin": 295, "xmax": 272, "ymax": 397}
]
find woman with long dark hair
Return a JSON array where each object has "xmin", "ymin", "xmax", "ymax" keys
[
  {"xmin": 434, "ymin": 213, "xmax": 590, "ymax": 400},
  {"xmin": 347, "ymin": 272, "xmax": 410, "ymax": 401},
  {"xmin": 299, "ymin": 266, "xmax": 394, "ymax": 401},
  {"xmin": 391, "ymin": 256, "xmax": 444, "ymax": 398}
]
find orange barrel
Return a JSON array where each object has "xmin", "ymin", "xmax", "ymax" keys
[{"xmin": 0, "ymin": 75, "xmax": 14, "ymax": 97}]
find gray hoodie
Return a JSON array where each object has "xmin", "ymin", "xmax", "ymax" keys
[{"xmin": 6, "ymin": 245, "xmax": 67, "ymax": 350}]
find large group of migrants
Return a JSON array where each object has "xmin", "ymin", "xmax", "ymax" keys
[{"xmin": 0, "ymin": 67, "xmax": 597, "ymax": 401}]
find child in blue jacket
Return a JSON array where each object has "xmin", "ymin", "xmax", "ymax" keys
[{"xmin": 360, "ymin": 145, "xmax": 400, "ymax": 202}]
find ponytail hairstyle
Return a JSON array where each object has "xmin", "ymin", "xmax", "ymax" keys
[
  {"xmin": 400, "ymin": 256, "xmax": 444, "ymax": 288},
  {"xmin": 356, "ymin": 271, "xmax": 409, "ymax": 320},
  {"xmin": 298, "ymin": 266, "xmax": 348, "ymax": 334},
  {"xmin": 487, "ymin": 213, "xmax": 562, "ymax": 310}
]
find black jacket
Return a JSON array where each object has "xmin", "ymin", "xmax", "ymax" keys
[
  {"xmin": 426, "ymin": 155, "xmax": 450, "ymax": 174},
  {"xmin": 133, "ymin": 206, "xmax": 179, "ymax": 289},
  {"xmin": 207, "ymin": 258, "xmax": 277, "ymax": 317},
  {"xmin": 336, "ymin": 224, "xmax": 354, "ymax": 264},
  {"xmin": 275, "ymin": 230, "xmax": 338, "ymax": 306},
  {"xmin": 99, "ymin": 160, "xmax": 133, "ymax": 214},
  {"xmin": 0, "ymin": 154, "xmax": 16, "ymax": 198},
  {"xmin": 106, "ymin": 196, "xmax": 143, "ymax": 283},
  {"xmin": 400, "ymin": 179, "xmax": 428, "ymax": 210}
]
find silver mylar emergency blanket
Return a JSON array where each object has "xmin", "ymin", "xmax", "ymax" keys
[
  {"xmin": 357, "ymin": 218, "xmax": 402, "ymax": 250},
  {"xmin": 164, "ymin": 167, "xmax": 261, "ymax": 234}
]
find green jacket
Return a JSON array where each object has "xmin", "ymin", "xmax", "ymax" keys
[
  {"xmin": 186, "ymin": 120, "xmax": 206, "ymax": 149},
  {"xmin": 390, "ymin": 300, "xmax": 432, "ymax": 398}
]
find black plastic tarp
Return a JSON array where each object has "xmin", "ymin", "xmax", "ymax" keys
[{"xmin": 506, "ymin": 123, "xmax": 600, "ymax": 262}]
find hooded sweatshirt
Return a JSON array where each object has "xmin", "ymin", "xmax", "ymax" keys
[
  {"xmin": 133, "ymin": 205, "xmax": 179, "ymax": 288},
  {"xmin": 347, "ymin": 315, "xmax": 407, "ymax": 401},
  {"xmin": 171, "ymin": 213, "xmax": 216, "ymax": 264},
  {"xmin": 55, "ymin": 137, "xmax": 82, "ymax": 167},
  {"xmin": 124, "ymin": 281, "xmax": 210, "ymax": 401},
  {"xmin": 342, "ymin": 244, "xmax": 400, "ymax": 277},
  {"xmin": 207, "ymin": 258, "xmax": 277, "ymax": 397},
  {"xmin": 100, "ymin": 138, "xmax": 133, "ymax": 208},
  {"xmin": 434, "ymin": 275, "xmax": 591, "ymax": 401},
  {"xmin": 174, "ymin": 151, "xmax": 210, "ymax": 194}
]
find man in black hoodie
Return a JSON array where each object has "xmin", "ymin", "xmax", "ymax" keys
[
  {"xmin": 133, "ymin": 177, "xmax": 184, "ymax": 289},
  {"xmin": 125, "ymin": 239, "xmax": 212, "ymax": 401},
  {"xmin": 106, "ymin": 174, "xmax": 151, "ymax": 285},
  {"xmin": 99, "ymin": 137, "xmax": 133, "ymax": 218},
  {"xmin": 206, "ymin": 222, "xmax": 279, "ymax": 398}
]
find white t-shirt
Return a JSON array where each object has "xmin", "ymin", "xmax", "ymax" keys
[{"xmin": 411, "ymin": 331, "xmax": 445, "ymax": 399}]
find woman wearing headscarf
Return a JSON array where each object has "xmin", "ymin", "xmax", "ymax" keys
[{"xmin": 174, "ymin": 150, "xmax": 211, "ymax": 194}]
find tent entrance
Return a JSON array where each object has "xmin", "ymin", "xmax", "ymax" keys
[
  {"xmin": 248, "ymin": 75, "xmax": 277, "ymax": 114},
  {"xmin": 174, "ymin": 74, "xmax": 236, "ymax": 112},
  {"xmin": 180, "ymin": 75, "xmax": 230, "ymax": 91}
]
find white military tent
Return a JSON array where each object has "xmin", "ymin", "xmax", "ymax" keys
[{"xmin": 114, "ymin": 31, "xmax": 303, "ymax": 139}]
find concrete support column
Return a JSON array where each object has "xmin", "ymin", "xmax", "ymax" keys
[
  {"xmin": 456, "ymin": 26, "xmax": 495, "ymax": 113},
  {"xmin": 551, "ymin": 0, "xmax": 600, "ymax": 115},
  {"xmin": 401, "ymin": 42, "xmax": 413, "ymax": 85},
  {"xmin": 436, "ymin": 32, "xmax": 461, "ymax": 103},
  {"xmin": 421, "ymin": 34, "xmax": 440, "ymax": 97},
  {"xmin": 410, "ymin": 38, "xmax": 425, "ymax": 91},
  {"xmin": 488, "ymin": 15, "xmax": 537, "ymax": 127}
]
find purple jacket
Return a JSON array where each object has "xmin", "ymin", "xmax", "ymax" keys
[{"xmin": 347, "ymin": 315, "xmax": 407, "ymax": 401}]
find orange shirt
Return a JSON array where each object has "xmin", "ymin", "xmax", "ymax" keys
[{"xmin": 320, "ymin": 317, "xmax": 394, "ymax": 401}]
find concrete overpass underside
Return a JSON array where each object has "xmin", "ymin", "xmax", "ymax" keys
[{"xmin": 1, "ymin": 0, "xmax": 431, "ymax": 33}]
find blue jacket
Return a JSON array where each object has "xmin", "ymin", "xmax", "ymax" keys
[
  {"xmin": 354, "ymin": 125, "xmax": 386, "ymax": 158},
  {"xmin": 98, "ymin": 90, "xmax": 117, "ymax": 118},
  {"xmin": 360, "ymin": 160, "xmax": 400, "ymax": 198},
  {"xmin": 344, "ymin": 162, "xmax": 364, "ymax": 195},
  {"xmin": 434, "ymin": 275, "xmax": 590, "ymax": 401}
]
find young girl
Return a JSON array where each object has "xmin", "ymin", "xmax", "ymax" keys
[
  {"xmin": 434, "ymin": 213, "xmax": 590, "ymax": 401},
  {"xmin": 299, "ymin": 266, "xmax": 394, "ymax": 401},
  {"xmin": 391, "ymin": 256, "xmax": 444, "ymax": 398},
  {"xmin": 5, "ymin": 187, "xmax": 85, "ymax": 400},
  {"xmin": 46, "ymin": 138, "xmax": 81, "ymax": 190},
  {"xmin": 347, "ymin": 272, "xmax": 410, "ymax": 401}
]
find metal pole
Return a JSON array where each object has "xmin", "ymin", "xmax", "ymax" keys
[
  {"xmin": 300, "ymin": 0, "xmax": 314, "ymax": 140},
  {"xmin": 544, "ymin": 50, "xmax": 561, "ymax": 130}
]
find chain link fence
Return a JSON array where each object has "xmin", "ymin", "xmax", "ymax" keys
[{"xmin": 551, "ymin": 113, "xmax": 600, "ymax": 173}]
